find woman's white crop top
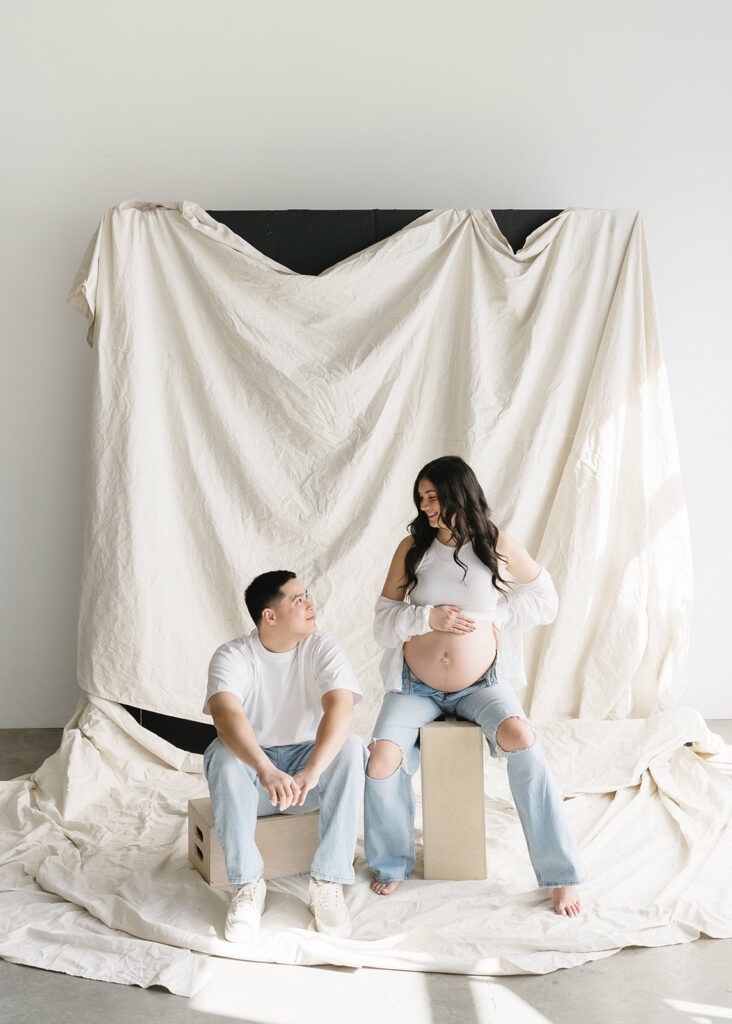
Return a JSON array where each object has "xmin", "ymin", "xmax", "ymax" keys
[{"xmin": 409, "ymin": 539, "xmax": 500, "ymax": 620}]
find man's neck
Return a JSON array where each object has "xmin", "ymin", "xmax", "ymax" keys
[{"xmin": 257, "ymin": 628, "xmax": 301, "ymax": 654}]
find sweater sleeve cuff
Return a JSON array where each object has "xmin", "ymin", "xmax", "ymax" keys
[{"xmin": 414, "ymin": 604, "xmax": 433, "ymax": 635}]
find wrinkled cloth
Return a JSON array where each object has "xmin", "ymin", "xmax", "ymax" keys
[
  {"xmin": 66, "ymin": 204, "xmax": 691, "ymax": 730},
  {"xmin": 0, "ymin": 204, "xmax": 715, "ymax": 994},
  {"xmin": 1, "ymin": 697, "xmax": 729, "ymax": 994}
]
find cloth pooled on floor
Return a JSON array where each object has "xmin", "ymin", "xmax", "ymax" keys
[{"xmin": 0, "ymin": 696, "xmax": 730, "ymax": 994}]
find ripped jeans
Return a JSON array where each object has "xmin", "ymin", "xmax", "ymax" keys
[{"xmin": 363, "ymin": 654, "xmax": 585, "ymax": 887}]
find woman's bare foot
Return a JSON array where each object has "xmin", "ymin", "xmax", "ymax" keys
[
  {"xmin": 371, "ymin": 880, "xmax": 400, "ymax": 895},
  {"xmin": 553, "ymin": 886, "xmax": 582, "ymax": 916}
]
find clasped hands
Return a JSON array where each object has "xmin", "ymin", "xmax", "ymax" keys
[{"xmin": 257, "ymin": 762, "xmax": 321, "ymax": 810}]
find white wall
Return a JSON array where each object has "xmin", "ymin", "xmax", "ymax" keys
[{"xmin": 2, "ymin": 0, "xmax": 730, "ymax": 725}]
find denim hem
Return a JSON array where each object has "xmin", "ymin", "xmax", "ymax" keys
[
  {"xmin": 310, "ymin": 872, "xmax": 355, "ymax": 885},
  {"xmin": 227, "ymin": 875, "xmax": 265, "ymax": 886},
  {"xmin": 537, "ymin": 878, "xmax": 585, "ymax": 888},
  {"xmin": 372, "ymin": 875, "xmax": 409, "ymax": 883}
]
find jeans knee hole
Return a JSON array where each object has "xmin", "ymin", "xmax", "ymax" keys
[
  {"xmin": 496, "ymin": 717, "xmax": 535, "ymax": 753},
  {"xmin": 367, "ymin": 740, "xmax": 405, "ymax": 780},
  {"xmin": 366, "ymin": 763, "xmax": 403, "ymax": 781}
]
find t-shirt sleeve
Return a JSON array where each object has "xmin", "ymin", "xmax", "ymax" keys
[
  {"xmin": 311, "ymin": 635, "xmax": 362, "ymax": 703},
  {"xmin": 202, "ymin": 644, "xmax": 253, "ymax": 716}
]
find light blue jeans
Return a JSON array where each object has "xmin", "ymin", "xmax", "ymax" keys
[
  {"xmin": 364, "ymin": 655, "xmax": 585, "ymax": 888},
  {"xmin": 204, "ymin": 733, "xmax": 367, "ymax": 885}
]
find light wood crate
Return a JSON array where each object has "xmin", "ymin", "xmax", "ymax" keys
[
  {"xmin": 188, "ymin": 797, "xmax": 320, "ymax": 886},
  {"xmin": 420, "ymin": 718, "xmax": 487, "ymax": 880}
]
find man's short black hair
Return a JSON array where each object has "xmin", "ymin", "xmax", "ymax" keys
[{"xmin": 245, "ymin": 570, "xmax": 296, "ymax": 627}]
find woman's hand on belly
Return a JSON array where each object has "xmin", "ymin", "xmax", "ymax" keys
[
  {"xmin": 428, "ymin": 605, "xmax": 476, "ymax": 634},
  {"xmin": 404, "ymin": 619, "xmax": 497, "ymax": 692}
]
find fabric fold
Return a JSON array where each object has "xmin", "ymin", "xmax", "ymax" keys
[
  {"xmin": 65, "ymin": 205, "xmax": 689, "ymax": 733},
  {"xmin": 2, "ymin": 698, "xmax": 730, "ymax": 990},
  {"xmin": 0, "ymin": 203, "xmax": 717, "ymax": 991}
]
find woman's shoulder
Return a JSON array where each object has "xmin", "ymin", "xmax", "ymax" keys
[
  {"xmin": 395, "ymin": 533, "xmax": 437, "ymax": 562},
  {"xmin": 495, "ymin": 529, "xmax": 514, "ymax": 557},
  {"xmin": 393, "ymin": 534, "xmax": 416, "ymax": 558},
  {"xmin": 381, "ymin": 534, "xmax": 421, "ymax": 600},
  {"xmin": 494, "ymin": 531, "xmax": 542, "ymax": 581}
]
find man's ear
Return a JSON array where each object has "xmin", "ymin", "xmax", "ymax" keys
[{"xmin": 262, "ymin": 607, "xmax": 277, "ymax": 626}]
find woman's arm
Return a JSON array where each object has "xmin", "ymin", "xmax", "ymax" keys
[
  {"xmin": 374, "ymin": 538, "xmax": 433, "ymax": 646},
  {"xmin": 496, "ymin": 531, "xmax": 542, "ymax": 584},
  {"xmin": 380, "ymin": 536, "xmax": 414, "ymax": 599},
  {"xmin": 495, "ymin": 532, "xmax": 558, "ymax": 631},
  {"xmin": 374, "ymin": 537, "xmax": 475, "ymax": 647}
]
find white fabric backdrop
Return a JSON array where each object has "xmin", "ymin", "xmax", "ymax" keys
[
  {"xmin": 2, "ymin": 204, "xmax": 727, "ymax": 995},
  {"xmin": 67, "ymin": 203, "xmax": 691, "ymax": 730}
]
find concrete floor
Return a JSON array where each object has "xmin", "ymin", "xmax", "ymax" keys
[{"xmin": 1, "ymin": 724, "xmax": 731, "ymax": 1024}]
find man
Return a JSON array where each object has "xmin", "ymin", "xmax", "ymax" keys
[{"xmin": 203, "ymin": 570, "xmax": 365, "ymax": 942}]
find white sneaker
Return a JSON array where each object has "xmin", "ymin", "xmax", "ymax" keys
[
  {"xmin": 224, "ymin": 878, "xmax": 266, "ymax": 942},
  {"xmin": 309, "ymin": 877, "xmax": 352, "ymax": 938}
]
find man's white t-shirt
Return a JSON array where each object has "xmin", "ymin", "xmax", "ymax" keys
[{"xmin": 203, "ymin": 630, "xmax": 362, "ymax": 748}]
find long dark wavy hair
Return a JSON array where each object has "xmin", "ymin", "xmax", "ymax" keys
[{"xmin": 403, "ymin": 456, "xmax": 509, "ymax": 597}]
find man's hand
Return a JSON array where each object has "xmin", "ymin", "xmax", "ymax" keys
[
  {"xmin": 257, "ymin": 764, "xmax": 301, "ymax": 810},
  {"xmin": 291, "ymin": 765, "xmax": 322, "ymax": 806},
  {"xmin": 429, "ymin": 605, "xmax": 476, "ymax": 634}
]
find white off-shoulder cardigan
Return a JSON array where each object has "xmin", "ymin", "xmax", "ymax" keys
[{"xmin": 373, "ymin": 567, "xmax": 558, "ymax": 693}]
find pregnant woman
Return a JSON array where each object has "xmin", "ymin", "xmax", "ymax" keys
[{"xmin": 364, "ymin": 455, "xmax": 584, "ymax": 916}]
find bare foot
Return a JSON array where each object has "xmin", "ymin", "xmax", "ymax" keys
[
  {"xmin": 371, "ymin": 880, "xmax": 400, "ymax": 895},
  {"xmin": 553, "ymin": 886, "xmax": 582, "ymax": 916}
]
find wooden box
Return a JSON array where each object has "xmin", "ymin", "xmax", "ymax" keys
[
  {"xmin": 188, "ymin": 797, "xmax": 320, "ymax": 886},
  {"xmin": 420, "ymin": 718, "xmax": 487, "ymax": 880}
]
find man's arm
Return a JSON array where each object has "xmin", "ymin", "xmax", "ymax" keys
[
  {"xmin": 209, "ymin": 691, "xmax": 301, "ymax": 809},
  {"xmin": 292, "ymin": 689, "xmax": 354, "ymax": 806}
]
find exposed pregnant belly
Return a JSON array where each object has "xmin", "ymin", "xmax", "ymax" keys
[{"xmin": 403, "ymin": 620, "xmax": 497, "ymax": 692}]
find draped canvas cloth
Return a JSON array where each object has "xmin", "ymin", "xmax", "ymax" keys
[
  {"xmin": 2, "ymin": 203, "xmax": 727, "ymax": 995},
  {"xmin": 1, "ymin": 697, "xmax": 729, "ymax": 994},
  {"xmin": 67, "ymin": 203, "xmax": 692, "ymax": 730}
]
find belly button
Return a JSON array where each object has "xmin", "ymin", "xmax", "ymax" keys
[{"xmin": 440, "ymin": 652, "xmax": 449, "ymax": 664}]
